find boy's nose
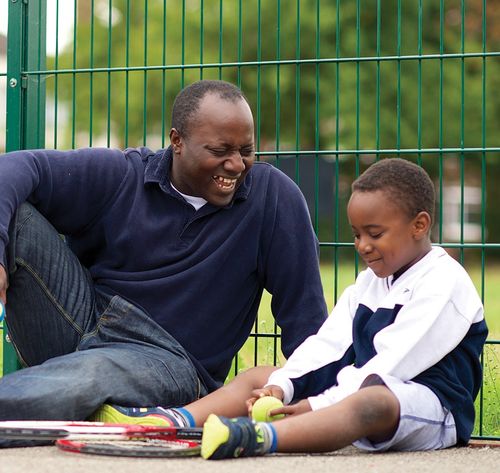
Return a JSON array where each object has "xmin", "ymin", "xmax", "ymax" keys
[{"xmin": 357, "ymin": 238, "xmax": 373, "ymax": 254}]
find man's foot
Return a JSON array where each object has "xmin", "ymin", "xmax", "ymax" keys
[
  {"xmin": 89, "ymin": 404, "xmax": 189, "ymax": 427},
  {"xmin": 201, "ymin": 414, "xmax": 276, "ymax": 459}
]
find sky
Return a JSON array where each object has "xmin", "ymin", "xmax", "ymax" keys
[{"xmin": 0, "ymin": 1, "xmax": 74, "ymax": 54}]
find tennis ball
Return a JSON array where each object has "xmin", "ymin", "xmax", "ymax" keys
[{"xmin": 251, "ymin": 396, "xmax": 285, "ymax": 422}]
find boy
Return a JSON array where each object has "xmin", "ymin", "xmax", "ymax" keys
[{"xmin": 93, "ymin": 158, "xmax": 488, "ymax": 459}]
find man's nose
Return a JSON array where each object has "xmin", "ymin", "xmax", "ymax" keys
[{"xmin": 223, "ymin": 151, "xmax": 245, "ymax": 174}]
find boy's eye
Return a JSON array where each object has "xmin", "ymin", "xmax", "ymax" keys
[{"xmin": 369, "ymin": 233, "xmax": 382, "ymax": 239}]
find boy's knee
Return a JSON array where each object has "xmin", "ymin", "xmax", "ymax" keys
[{"xmin": 357, "ymin": 385, "xmax": 400, "ymax": 430}]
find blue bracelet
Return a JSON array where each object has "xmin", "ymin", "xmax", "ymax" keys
[{"xmin": 0, "ymin": 302, "xmax": 4, "ymax": 323}]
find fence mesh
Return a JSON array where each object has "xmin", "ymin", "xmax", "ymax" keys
[{"xmin": 1, "ymin": 0, "xmax": 499, "ymax": 439}]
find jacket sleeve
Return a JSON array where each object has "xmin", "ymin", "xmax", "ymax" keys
[
  {"xmin": 0, "ymin": 148, "xmax": 129, "ymax": 267},
  {"xmin": 266, "ymin": 284, "xmax": 358, "ymax": 405},
  {"xmin": 258, "ymin": 167, "xmax": 328, "ymax": 358}
]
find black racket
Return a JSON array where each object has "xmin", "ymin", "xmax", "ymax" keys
[{"xmin": 0, "ymin": 420, "xmax": 201, "ymax": 441}]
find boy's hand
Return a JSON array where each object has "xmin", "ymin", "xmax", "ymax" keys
[
  {"xmin": 246, "ymin": 385, "xmax": 284, "ymax": 416},
  {"xmin": 274, "ymin": 399, "xmax": 312, "ymax": 417},
  {"xmin": 0, "ymin": 264, "xmax": 7, "ymax": 305}
]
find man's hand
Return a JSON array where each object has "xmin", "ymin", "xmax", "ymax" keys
[{"xmin": 0, "ymin": 264, "xmax": 8, "ymax": 306}]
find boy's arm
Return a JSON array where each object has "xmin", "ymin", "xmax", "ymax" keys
[
  {"xmin": 307, "ymin": 273, "xmax": 484, "ymax": 410},
  {"xmin": 265, "ymin": 284, "xmax": 358, "ymax": 405}
]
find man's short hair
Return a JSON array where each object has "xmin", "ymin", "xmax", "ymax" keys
[
  {"xmin": 352, "ymin": 158, "xmax": 435, "ymax": 222},
  {"xmin": 171, "ymin": 80, "xmax": 248, "ymax": 138}
]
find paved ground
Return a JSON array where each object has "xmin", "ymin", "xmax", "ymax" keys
[{"xmin": 0, "ymin": 444, "xmax": 498, "ymax": 473}]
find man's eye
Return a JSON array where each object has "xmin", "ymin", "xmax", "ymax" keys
[
  {"xmin": 240, "ymin": 147, "xmax": 255, "ymax": 157},
  {"xmin": 210, "ymin": 148, "xmax": 227, "ymax": 157}
]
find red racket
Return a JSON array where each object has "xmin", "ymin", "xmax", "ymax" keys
[{"xmin": 0, "ymin": 420, "xmax": 202, "ymax": 457}]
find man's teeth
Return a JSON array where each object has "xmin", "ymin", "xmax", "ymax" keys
[{"xmin": 213, "ymin": 176, "xmax": 236, "ymax": 188}]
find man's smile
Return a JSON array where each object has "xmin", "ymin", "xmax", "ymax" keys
[{"xmin": 213, "ymin": 175, "xmax": 237, "ymax": 191}]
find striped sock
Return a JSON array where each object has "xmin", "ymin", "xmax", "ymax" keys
[{"xmin": 166, "ymin": 407, "xmax": 196, "ymax": 427}]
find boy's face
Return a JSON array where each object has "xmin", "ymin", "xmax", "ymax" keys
[
  {"xmin": 347, "ymin": 190, "xmax": 431, "ymax": 279},
  {"xmin": 170, "ymin": 93, "xmax": 255, "ymax": 207}
]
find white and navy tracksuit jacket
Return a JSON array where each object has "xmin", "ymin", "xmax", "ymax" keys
[{"xmin": 268, "ymin": 247, "xmax": 488, "ymax": 444}]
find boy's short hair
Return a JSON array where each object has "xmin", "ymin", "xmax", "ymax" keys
[
  {"xmin": 352, "ymin": 158, "xmax": 435, "ymax": 222},
  {"xmin": 172, "ymin": 80, "xmax": 249, "ymax": 138}
]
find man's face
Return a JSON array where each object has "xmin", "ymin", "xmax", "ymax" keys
[
  {"xmin": 347, "ymin": 190, "xmax": 430, "ymax": 279},
  {"xmin": 170, "ymin": 93, "xmax": 255, "ymax": 207}
]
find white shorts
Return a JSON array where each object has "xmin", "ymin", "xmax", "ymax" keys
[{"xmin": 354, "ymin": 374, "xmax": 457, "ymax": 452}]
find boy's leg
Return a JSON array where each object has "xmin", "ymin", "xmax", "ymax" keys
[
  {"xmin": 90, "ymin": 365, "xmax": 277, "ymax": 427},
  {"xmin": 4, "ymin": 203, "xmax": 95, "ymax": 365},
  {"xmin": 202, "ymin": 383, "xmax": 400, "ymax": 458},
  {"xmin": 186, "ymin": 366, "xmax": 277, "ymax": 424},
  {"xmin": 353, "ymin": 376, "xmax": 457, "ymax": 451},
  {"xmin": 272, "ymin": 384, "xmax": 399, "ymax": 452}
]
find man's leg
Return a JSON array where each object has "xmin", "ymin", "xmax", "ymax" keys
[
  {"xmin": 4, "ymin": 203, "xmax": 95, "ymax": 366},
  {"xmin": 0, "ymin": 290, "xmax": 203, "ymax": 422},
  {"xmin": 1, "ymin": 204, "xmax": 203, "ymax": 423}
]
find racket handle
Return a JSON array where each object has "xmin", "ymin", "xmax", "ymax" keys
[{"xmin": 0, "ymin": 427, "xmax": 68, "ymax": 440}]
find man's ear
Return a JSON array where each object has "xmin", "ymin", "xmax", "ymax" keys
[
  {"xmin": 170, "ymin": 128, "xmax": 182, "ymax": 154},
  {"xmin": 413, "ymin": 211, "xmax": 432, "ymax": 239}
]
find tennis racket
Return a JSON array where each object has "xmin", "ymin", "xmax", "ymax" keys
[
  {"xmin": 0, "ymin": 421, "xmax": 202, "ymax": 457},
  {"xmin": 56, "ymin": 438, "xmax": 201, "ymax": 457}
]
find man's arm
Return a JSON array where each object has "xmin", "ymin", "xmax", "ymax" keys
[
  {"xmin": 258, "ymin": 167, "xmax": 328, "ymax": 357},
  {"xmin": 0, "ymin": 147, "xmax": 130, "ymax": 270}
]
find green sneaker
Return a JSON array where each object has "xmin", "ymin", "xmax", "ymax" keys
[
  {"xmin": 89, "ymin": 404, "xmax": 184, "ymax": 427},
  {"xmin": 201, "ymin": 414, "xmax": 276, "ymax": 460}
]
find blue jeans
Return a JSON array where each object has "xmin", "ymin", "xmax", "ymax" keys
[{"xmin": 0, "ymin": 204, "xmax": 205, "ymax": 439}]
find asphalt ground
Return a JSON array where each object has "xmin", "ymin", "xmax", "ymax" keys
[{"xmin": 0, "ymin": 443, "xmax": 498, "ymax": 473}]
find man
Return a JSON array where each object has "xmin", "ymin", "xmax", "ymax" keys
[{"xmin": 0, "ymin": 80, "xmax": 327, "ymax": 432}]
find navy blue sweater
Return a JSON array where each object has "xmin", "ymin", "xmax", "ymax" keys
[{"xmin": 0, "ymin": 147, "xmax": 328, "ymax": 389}]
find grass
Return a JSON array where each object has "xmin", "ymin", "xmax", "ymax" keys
[{"xmin": 1, "ymin": 261, "xmax": 498, "ymax": 436}]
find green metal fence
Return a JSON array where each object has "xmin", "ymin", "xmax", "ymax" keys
[{"xmin": 1, "ymin": 0, "xmax": 499, "ymax": 440}]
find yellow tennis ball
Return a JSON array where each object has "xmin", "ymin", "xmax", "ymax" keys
[{"xmin": 251, "ymin": 396, "xmax": 285, "ymax": 422}]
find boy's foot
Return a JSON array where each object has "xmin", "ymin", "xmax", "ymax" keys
[
  {"xmin": 89, "ymin": 404, "xmax": 186, "ymax": 427},
  {"xmin": 201, "ymin": 414, "xmax": 276, "ymax": 459}
]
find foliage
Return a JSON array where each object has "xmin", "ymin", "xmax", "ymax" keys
[{"xmin": 51, "ymin": 0, "xmax": 500, "ymax": 153}]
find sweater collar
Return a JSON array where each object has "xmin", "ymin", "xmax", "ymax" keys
[{"xmin": 143, "ymin": 146, "xmax": 252, "ymax": 208}]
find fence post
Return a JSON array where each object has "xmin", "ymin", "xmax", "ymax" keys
[{"xmin": 3, "ymin": 0, "xmax": 47, "ymax": 375}]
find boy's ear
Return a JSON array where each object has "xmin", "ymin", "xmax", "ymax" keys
[
  {"xmin": 170, "ymin": 128, "xmax": 182, "ymax": 154},
  {"xmin": 413, "ymin": 211, "xmax": 432, "ymax": 239}
]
